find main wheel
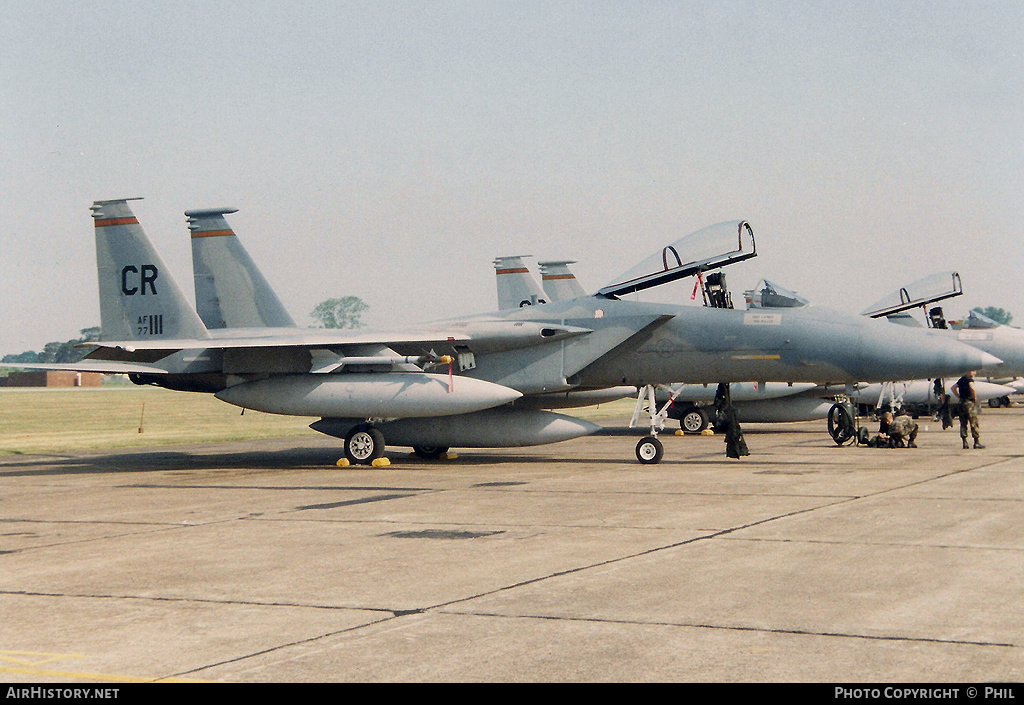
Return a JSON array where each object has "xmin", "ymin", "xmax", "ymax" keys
[
  {"xmin": 412, "ymin": 444, "xmax": 449, "ymax": 460},
  {"xmin": 635, "ymin": 435, "xmax": 664, "ymax": 464},
  {"xmin": 345, "ymin": 425, "xmax": 385, "ymax": 465},
  {"xmin": 679, "ymin": 406, "xmax": 709, "ymax": 434}
]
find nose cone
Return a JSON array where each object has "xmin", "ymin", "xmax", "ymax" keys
[{"xmin": 856, "ymin": 322, "xmax": 997, "ymax": 382}]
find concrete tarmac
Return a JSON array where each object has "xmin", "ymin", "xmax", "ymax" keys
[{"xmin": 0, "ymin": 408, "xmax": 1022, "ymax": 683}]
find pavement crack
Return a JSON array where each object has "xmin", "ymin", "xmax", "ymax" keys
[{"xmin": 442, "ymin": 611, "xmax": 1018, "ymax": 649}]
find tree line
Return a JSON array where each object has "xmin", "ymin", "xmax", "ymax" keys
[{"xmin": 2, "ymin": 327, "xmax": 100, "ymax": 366}]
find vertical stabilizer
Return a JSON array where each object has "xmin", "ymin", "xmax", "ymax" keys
[
  {"xmin": 538, "ymin": 260, "xmax": 587, "ymax": 301},
  {"xmin": 186, "ymin": 209, "xmax": 296, "ymax": 329},
  {"xmin": 92, "ymin": 199, "xmax": 210, "ymax": 342},
  {"xmin": 494, "ymin": 255, "xmax": 548, "ymax": 310}
]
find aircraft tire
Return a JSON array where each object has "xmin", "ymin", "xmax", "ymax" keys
[
  {"xmin": 827, "ymin": 402, "xmax": 856, "ymax": 445},
  {"xmin": 412, "ymin": 445, "xmax": 449, "ymax": 460},
  {"xmin": 679, "ymin": 406, "xmax": 709, "ymax": 434},
  {"xmin": 635, "ymin": 436, "xmax": 664, "ymax": 464},
  {"xmin": 345, "ymin": 425, "xmax": 385, "ymax": 465}
]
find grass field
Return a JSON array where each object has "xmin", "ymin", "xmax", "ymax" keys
[
  {"xmin": 0, "ymin": 386, "xmax": 635, "ymax": 455},
  {"xmin": 0, "ymin": 387, "xmax": 317, "ymax": 454}
]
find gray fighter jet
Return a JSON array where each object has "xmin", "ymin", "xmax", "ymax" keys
[
  {"xmin": 4, "ymin": 200, "xmax": 997, "ymax": 466},
  {"xmin": 862, "ymin": 272, "xmax": 1024, "ymax": 407},
  {"xmin": 184, "ymin": 208, "xmax": 994, "ymax": 461},
  {"xmin": 693, "ymin": 272, "xmax": 1024, "ymax": 429}
]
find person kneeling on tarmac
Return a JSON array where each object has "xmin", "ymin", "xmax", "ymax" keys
[
  {"xmin": 867, "ymin": 407, "xmax": 919, "ymax": 448},
  {"xmin": 887, "ymin": 407, "xmax": 919, "ymax": 448}
]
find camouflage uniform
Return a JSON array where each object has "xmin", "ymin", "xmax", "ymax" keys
[
  {"xmin": 955, "ymin": 373, "xmax": 983, "ymax": 449},
  {"xmin": 888, "ymin": 414, "xmax": 919, "ymax": 448},
  {"xmin": 959, "ymin": 399, "xmax": 981, "ymax": 445}
]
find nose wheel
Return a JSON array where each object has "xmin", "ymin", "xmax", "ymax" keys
[
  {"xmin": 635, "ymin": 435, "xmax": 664, "ymax": 464},
  {"xmin": 630, "ymin": 384, "xmax": 671, "ymax": 464}
]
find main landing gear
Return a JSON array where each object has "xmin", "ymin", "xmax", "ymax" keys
[
  {"xmin": 678, "ymin": 405, "xmax": 711, "ymax": 434},
  {"xmin": 412, "ymin": 444, "xmax": 450, "ymax": 460},
  {"xmin": 344, "ymin": 424, "xmax": 386, "ymax": 465},
  {"xmin": 340, "ymin": 425, "xmax": 451, "ymax": 465}
]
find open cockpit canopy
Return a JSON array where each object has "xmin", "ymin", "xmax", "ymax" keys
[
  {"xmin": 860, "ymin": 271, "xmax": 962, "ymax": 319},
  {"xmin": 597, "ymin": 221, "xmax": 755, "ymax": 298}
]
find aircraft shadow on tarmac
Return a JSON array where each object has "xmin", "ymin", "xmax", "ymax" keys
[
  {"xmin": 0, "ymin": 436, "xmax": 850, "ymax": 476},
  {"xmin": 0, "ymin": 447, "xmax": 347, "ymax": 477}
]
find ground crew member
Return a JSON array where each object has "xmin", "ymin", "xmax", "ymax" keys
[
  {"xmin": 955, "ymin": 370, "xmax": 984, "ymax": 449},
  {"xmin": 867, "ymin": 408, "xmax": 894, "ymax": 448},
  {"xmin": 714, "ymin": 383, "xmax": 749, "ymax": 459},
  {"xmin": 887, "ymin": 407, "xmax": 919, "ymax": 448},
  {"xmin": 934, "ymin": 377, "xmax": 953, "ymax": 430}
]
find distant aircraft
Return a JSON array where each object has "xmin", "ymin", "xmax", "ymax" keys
[
  {"xmin": 860, "ymin": 274, "xmax": 1024, "ymax": 409},
  {"xmin": 714, "ymin": 271, "xmax": 1024, "ymax": 429},
  {"xmin": 493, "ymin": 255, "xmax": 548, "ymax": 310},
  {"xmin": 539, "ymin": 260, "xmax": 587, "ymax": 302},
  {"xmin": 3, "ymin": 202, "xmax": 997, "ymax": 465},
  {"xmin": 850, "ymin": 379, "xmax": 1016, "ymax": 413}
]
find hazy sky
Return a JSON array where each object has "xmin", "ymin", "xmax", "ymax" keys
[{"xmin": 2, "ymin": 1, "xmax": 1021, "ymax": 352}]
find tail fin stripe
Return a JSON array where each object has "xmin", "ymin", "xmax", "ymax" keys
[
  {"xmin": 190, "ymin": 229, "xmax": 235, "ymax": 238},
  {"xmin": 94, "ymin": 217, "xmax": 140, "ymax": 227}
]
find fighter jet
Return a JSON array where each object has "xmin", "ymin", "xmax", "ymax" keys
[
  {"xmin": 859, "ymin": 270, "xmax": 1024, "ymax": 388},
  {"xmin": 703, "ymin": 272, "xmax": 1024, "ymax": 430},
  {"xmin": 187, "ymin": 210, "xmax": 999, "ymax": 459},
  {"xmin": 182, "ymin": 208, "xmax": 996, "ymax": 462},
  {"xmin": 4, "ymin": 201, "xmax": 997, "ymax": 466},
  {"xmin": 861, "ymin": 273, "xmax": 1024, "ymax": 409},
  {"xmin": 943, "ymin": 309, "xmax": 1024, "ymax": 390}
]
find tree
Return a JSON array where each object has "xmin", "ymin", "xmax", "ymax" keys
[
  {"xmin": 3, "ymin": 327, "xmax": 101, "ymax": 367},
  {"xmin": 971, "ymin": 306, "xmax": 1013, "ymax": 326},
  {"xmin": 310, "ymin": 297, "xmax": 369, "ymax": 329},
  {"xmin": 1, "ymin": 351, "xmax": 40, "ymax": 364}
]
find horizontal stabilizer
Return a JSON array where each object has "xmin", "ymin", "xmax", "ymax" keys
[{"xmin": 0, "ymin": 361, "xmax": 169, "ymax": 375}]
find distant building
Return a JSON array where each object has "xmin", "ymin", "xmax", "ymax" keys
[{"xmin": 1, "ymin": 371, "xmax": 102, "ymax": 388}]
